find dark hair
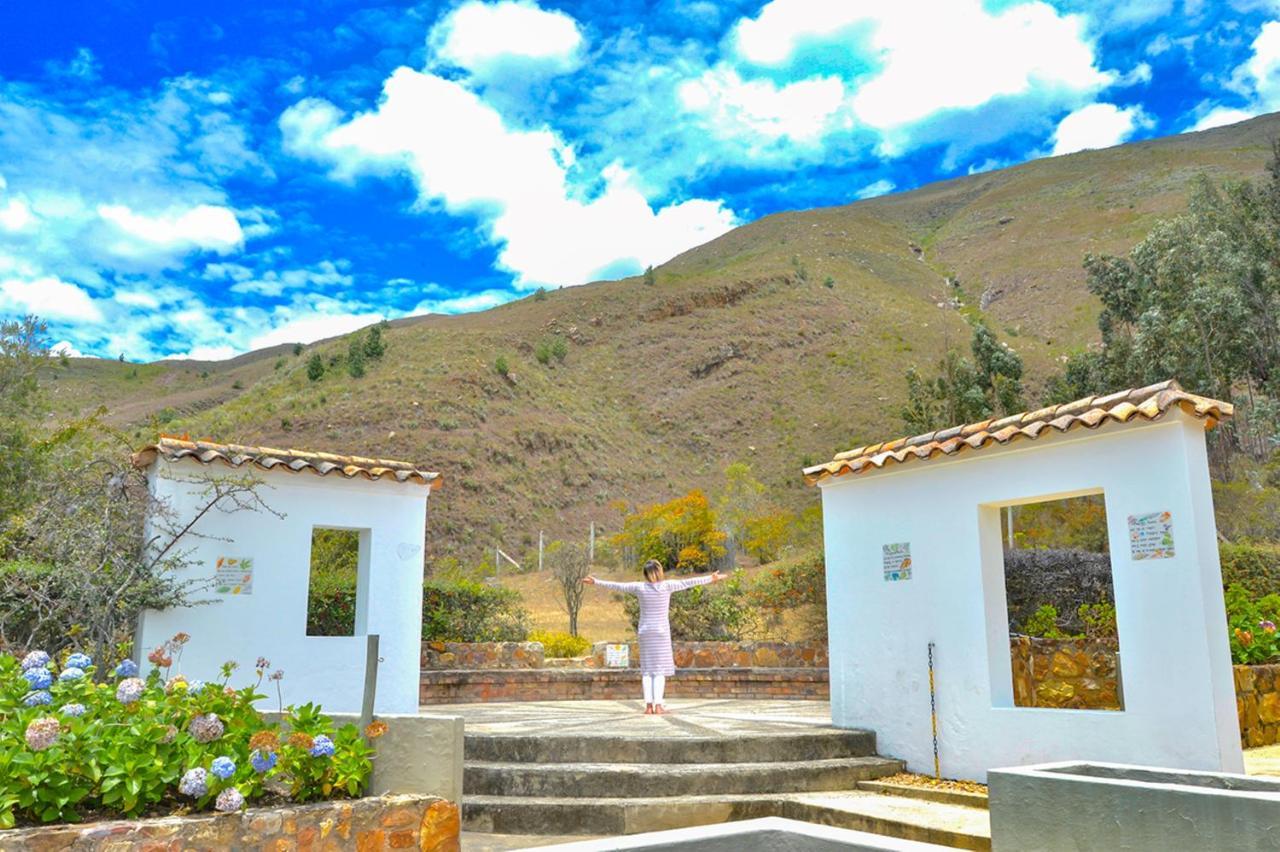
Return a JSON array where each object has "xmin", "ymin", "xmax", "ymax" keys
[{"xmin": 642, "ymin": 559, "xmax": 663, "ymax": 582}]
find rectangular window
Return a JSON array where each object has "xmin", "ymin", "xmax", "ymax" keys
[
  {"xmin": 306, "ymin": 527, "xmax": 370, "ymax": 637},
  {"xmin": 984, "ymin": 491, "xmax": 1124, "ymax": 711}
]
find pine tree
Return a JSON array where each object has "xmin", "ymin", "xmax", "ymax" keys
[
  {"xmin": 306, "ymin": 354, "xmax": 325, "ymax": 382},
  {"xmin": 643, "ymin": 265, "xmax": 655, "ymax": 286}
]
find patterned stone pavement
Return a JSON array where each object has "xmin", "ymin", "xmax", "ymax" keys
[{"xmin": 430, "ymin": 697, "xmax": 835, "ymax": 738}]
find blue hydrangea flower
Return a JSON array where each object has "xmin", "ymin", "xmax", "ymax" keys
[
  {"xmin": 58, "ymin": 667, "xmax": 85, "ymax": 682},
  {"xmin": 60, "ymin": 703, "xmax": 86, "ymax": 717},
  {"xmin": 23, "ymin": 690, "xmax": 52, "ymax": 707},
  {"xmin": 65, "ymin": 653, "xmax": 92, "ymax": 670},
  {"xmin": 250, "ymin": 749, "xmax": 277, "ymax": 774},
  {"xmin": 114, "ymin": 659, "xmax": 139, "ymax": 678},
  {"xmin": 116, "ymin": 677, "xmax": 145, "ymax": 704},
  {"xmin": 210, "ymin": 756, "xmax": 236, "ymax": 780},
  {"xmin": 178, "ymin": 767, "xmax": 208, "ymax": 798},
  {"xmin": 22, "ymin": 668, "xmax": 53, "ymax": 690},
  {"xmin": 309, "ymin": 735, "xmax": 335, "ymax": 758},
  {"xmin": 20, "ymin": 651, "xmax": 50, "ymax": 671},
  {"xmin": 188, "ymin": 679, "xmax": 205, "ymax": 695}
]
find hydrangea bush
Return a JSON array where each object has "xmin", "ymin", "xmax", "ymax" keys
[{"xmin": 0, "ymin": 635, "xmax": 380, "ymax": 827}]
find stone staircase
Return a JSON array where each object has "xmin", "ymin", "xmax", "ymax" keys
[{"xmin": 461, "ymin": 726, "xmax": 986, "ymax": 846}]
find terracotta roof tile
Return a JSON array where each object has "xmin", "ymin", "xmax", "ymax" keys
[
  {"xmin": 132, "ymin": 436, "xmax": 441, "ymax": 489},
  {"xmin": 803, "ymin": 379, "xmax": 1231, "ymax": 486}
]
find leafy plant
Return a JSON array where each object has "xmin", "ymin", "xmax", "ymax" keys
[
  {"xmin": 494, "ymin": 355, "xmax": 510, "ymax": 377},
  {"xmin": 1022, "ymin": 604, "xmax": 1074, "ymax": 639},
  {"xmin": 529, "ymin": 630, "xmax": 591, "ymax": 658},
  {"xmin": 0, "ymin": 636, "xmax": 376, "ymax": 828}
]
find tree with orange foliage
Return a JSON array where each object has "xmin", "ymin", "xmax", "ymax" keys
[{"xmin": 611, "ymin": 490, "xmax": 726, "ymax": 573}]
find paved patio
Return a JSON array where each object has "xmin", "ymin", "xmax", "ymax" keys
[{"xmin": 431, "ymin": 697, "xmax": 836, "ymax": 738}]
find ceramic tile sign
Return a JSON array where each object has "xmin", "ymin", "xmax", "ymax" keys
[
  {"xmin": 1128, "ymin": 511, "xmax": 1175, "ymax": 560},
  {"xmin": 213, "ymin": 556, "xmax": 254, "ymax": 595},
  {"xmin": 605, "ymin": 644, "xmax": 630, "ymax": 668},
  {"xmin": 883, "ymin": 542, "xmax": 912, "ymax": 581}
]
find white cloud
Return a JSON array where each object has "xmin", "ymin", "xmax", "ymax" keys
[
  {"xmin": 97, "ymin": 203, "xmax": 244, "ymax": 257},
  {"xmin": 225, "ymin": 260, "xmax": 353, "ymax": 297},
  {"xmin": 431, "ymin": 1, "xmax": 584, "ymax": 80},
  {"xmin": 677, "ymin": 67, "xmax": 848, "ymax": 143},
  {"xmin": 854, "ymin": 179, "xmax": 895, "ymax": 199},
  {"xmin": 175, "ymin": 344, "xmax": 240, "ymax": 361},
  {"xmin": 1051, "ymin": 102, "xmax": 1150, "ymax": 155},
  {"xmin": 1187, "ymin": 21, "xmax": 1280, "ymax": 131},
  {"xmin": 0, "ymin": 276, "xmax": 104, "ymax": 322},
  {"xmin": 282, "ymin": 67, "xmax": 737, "ymax": 288},
  {"xmin": 1191, "ymin": 106, "xmax": 1257, "ymax": 131},
  {"xmin": 247, "ymin": 311, "xmax": 384, "ymax": 350},
  {"xmin": 413, "ymin": 289, "xmax": 513, "ymax": 314},
  {"xmin": 50, "ymin": 340, "xmax": 84, "ymax": 357},
  {"xmin": 0, "ymin": 198, "xmax": 34, "ymax": 231},
  {"xmin": 729, "ymin": 0, "xmax": 1110, "ymax": 137}
]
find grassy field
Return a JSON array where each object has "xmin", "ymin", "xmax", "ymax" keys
[{"xmin": 44, "ymin": 112, "xmax": 1280, "ymax": 566}]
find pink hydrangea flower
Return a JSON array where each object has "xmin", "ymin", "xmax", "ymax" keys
[
  {"xmin": 188, "ymin": 713, "xmax": 225, "ymax": 743},
  {"xmin": 25, "ymin": 717, "xmax": 61, "ymax": 751},
  {"xmin": 215, "ymin": 787, "xmax": 245, "ymax": 812}
]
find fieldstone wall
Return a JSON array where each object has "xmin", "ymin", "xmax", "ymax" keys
[
  {"xmin": 1009, "ymin": 636, "xmax": 1121, "ymax": 710},
  {"xmin": 421, "ymin": 641, "xmax": 544, "ymax": 669},
  {"xmin": 589, "ymin": 640, "xmax": 827, "ymax": 670},
  {"xmin": 420, "ymin": 667, "xmax": 829, "ymax": 704},
  {"xmin": 0, "ymin": 794, "xmax": 459, "ymax": 852},
  {"xmin": 1236, "ymin": 664, "xmax": 1280, "ymax": 747},
  {"xmin": 420, "ymin": 640, "xmax": 827, "ymax": 670}
]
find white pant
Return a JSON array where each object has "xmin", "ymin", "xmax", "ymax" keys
[{"xmin": 642, "ymin": 674, "xmax": 666, "ymax": 705}]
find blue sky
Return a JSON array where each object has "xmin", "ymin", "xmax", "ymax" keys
[{"xmin": 2, "ymin": 0, "xmax": 1279, "ymax": 360}]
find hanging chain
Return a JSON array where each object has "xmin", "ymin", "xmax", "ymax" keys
[{"xmin": 928, "ymin": 641, "xmax": 940, "ymax": 779}]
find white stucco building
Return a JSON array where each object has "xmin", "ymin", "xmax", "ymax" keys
[
  {"xmin": 804, "ymin": 380, "xmax": 1241, "ymax": 781},
  {"xmin": 133, "ymin": 436, "xmax": 440, "ymax": 714}
]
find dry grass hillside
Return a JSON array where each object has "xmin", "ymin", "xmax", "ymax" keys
[{"xmin": 44, "ymin": 112, "xmax": 1280, "ymax": 566}]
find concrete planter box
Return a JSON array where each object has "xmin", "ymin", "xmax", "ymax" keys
[
  {"xmin": 0, "ymin": 793, "xmax": 459, "ymax": 852},
  {"xmin": 990, "ymin": 761, "xmax": 1280, "ymax": 851}
]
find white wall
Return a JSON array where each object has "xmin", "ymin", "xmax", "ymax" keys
[
  {"xmin": 820, "ymin": 412, "xmax": 1242, "ymax": 781},
  {"xmin": 137, "ymin": 459, "xmax": 430, "ymax": 714}
]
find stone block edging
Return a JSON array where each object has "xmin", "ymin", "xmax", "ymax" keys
[
  {"xmin": 420, "ymin": 640, "xmax": 827, "ymax": 671},
  {"xmin": 419, "ymin": 666, "xmax": 828, "ymax": 704},
  {"xmin": 0, "ymin": 794, "xmax": 460, "ymax": 852}
]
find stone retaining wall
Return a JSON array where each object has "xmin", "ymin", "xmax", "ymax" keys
[
  {"xmin": 0, "ymin": 794, "xmax": 459, "ymax": 852},
  {"xmin": 1009, "ymin": 636, "xmax": 1121, "ymax": 710},
  {"xmin": 420, "ymin": 640, "xmax": 827, "ymax": 671},
  {"xmin": 419, "ymin": 667, "xmax": 828, "ymax": 704},
  {"xmin": 1236, "ymin": 663, "xmax": 1280, "ymax": 747}
]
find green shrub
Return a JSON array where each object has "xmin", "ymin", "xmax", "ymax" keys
[
  {"xmin": 0, "ymin": 636, "xmax": 374, "ymax": 828},
  {"xmin": 1078, "ymin": 602, "xmax": 1117, "ymax": 639},
  {"xmin": 494, "ymin": 356, "xmax": 510, "ymax": 377},
  {"xmin": 529, "ymin": 630, "xmax": 590, "ymax": 658},
  {"xmin": 749, "ymin": 552, "xmax": 827, "ymax": 639},
  {"xmin": 1219, "ymin": 541, "xmax": 1280, "ymax": 595},
  {"xmin": 306, "ymin": 355, "xmax": 325, "ymax": 381},
  {"xmin": 421, "ymin": 578, "xmax": 528, "ymax": 642},
  {"xmin": 534, "ymin": 340, "xmax": 552, "ymax": 365},
  {"xmin": 1225, "ymin": 583, "xmax": 1280, "ymax": 664},
  {"xmin": 1022, "ymin": 604, "xmax": 1074, "ymax": 639}
]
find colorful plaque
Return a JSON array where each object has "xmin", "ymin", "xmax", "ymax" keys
[
  {"xmin": 883, "ymin": 542, "xmax": 912, "ymax": 581},
  {"xmin": 213, "ymin": 556, "xmax": 254, "ymax": 595},
  {"xmin": 605, "ymin": 644, "xmax": 630, "ymax": 668},
  {"xmin": 1128, "ymin": 511, "xmax": 1175, "ymax": 560}
]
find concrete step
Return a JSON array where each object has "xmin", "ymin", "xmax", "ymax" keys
[
  {"xmin": 463, "ymin": 728, "xmax": 878, "ymax": 764},
  {"xmin": 462, "ymin": 791, "xmax": 990, "ymax": 849},
  {"xmin": 467, "ymin": 755, "xmax": 904, "ymax": 798}
]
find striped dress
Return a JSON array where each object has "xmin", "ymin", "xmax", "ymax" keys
[{"xmin": 594, "ymin": 576, "xmax": 715, "ymax": 676}]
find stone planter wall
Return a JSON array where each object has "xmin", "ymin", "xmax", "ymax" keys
[
  {"xmin": 1009, "ymin": 635, "xmax": 1122, "ymax": 710},
  {"xmin": 420, "ymin": 667, "xmax": 829, "ymax": 704},
  {"xmin": 420, "ymin": 640, "xmax": 827, "ymax": 671},
  {"xmin": 421, "ymin": 641, "xmax": 544, "ymax": 669},
  {"xmin": 0, "ymin": 794, "xmax": 459, "ymax": 852},
  {"xmin": 1236, "ymin": 663, "xmax": 1280, "ymax": 747}
]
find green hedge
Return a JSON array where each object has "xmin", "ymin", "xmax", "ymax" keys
[
  {"xmin": 1219, "ymin": 542, "xmax": 1280, "ymax": 596},
  {"xmin": 307, "ymin": 576, "xmax": 529, "ymax": 642}
]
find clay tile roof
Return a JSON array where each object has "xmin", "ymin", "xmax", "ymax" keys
[
  {"xmin": 803, "ymin": 379, "xmax": 1231, "ymax": 487},
  {"xmin": 131, "ymin": 435, "xmax": 441, "ymax": 489}
]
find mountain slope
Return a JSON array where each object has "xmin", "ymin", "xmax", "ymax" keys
[{"xmin": 47, "ymin": 112, "xmax": 1280, "ymax": 565}]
